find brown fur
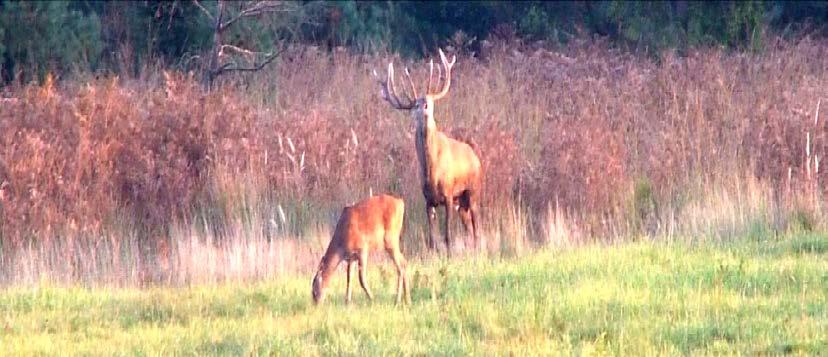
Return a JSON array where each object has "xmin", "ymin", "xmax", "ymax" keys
[
  {"xmin": 373, "ymin": 49, "xmax": 483, "ymax": 256},
  {"xmin": 311, "ymin": 194, "xmax": 410, "ymax": 305}
]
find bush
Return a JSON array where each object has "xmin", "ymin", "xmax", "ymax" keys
[{"xmin": 2, "ymin": 37, "xmax": 828, "ymax": 244}]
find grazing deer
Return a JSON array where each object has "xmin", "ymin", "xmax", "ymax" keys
[
  {"xmin": 373, "ymin": 48, "xmax": 482, "ymax": 256},
  {"xmin": 311, "ymin": 194, "xmax": 411, "ymax": 305}
]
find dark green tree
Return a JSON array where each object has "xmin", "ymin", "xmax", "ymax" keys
[{"xmin": 0, "ymin": 1, "xmax": 103, "ymax": 83}]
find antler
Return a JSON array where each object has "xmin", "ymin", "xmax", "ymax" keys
[
  {"xmin": 403, "ymin": 67, "xmax": 419, "ymax": 99},
  {"xmin": 426, "ymin": 59, "xmax": 434, "ymax": 94},
  {"xmin": 373, "ymin": 48, "xmax": 455, "ymax": 108},
  {"xmin": 373, "ymin": 63, "xmax": 417, "ymax": 110},
  {"xmin": 428, "ymin": 48, "xmax": 456, "ymax": 101}
]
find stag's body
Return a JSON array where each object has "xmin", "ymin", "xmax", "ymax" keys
[
  {"xmin": 416, "ymin": 118, "xmax": 482, "ymax": 252},
  {"xmin": 311, "ymin": 194, "xmax": 410, "ymax": 305},
  {"xmin": 375, "ymin": 49, "xmax": 482, "ymax": 255}
]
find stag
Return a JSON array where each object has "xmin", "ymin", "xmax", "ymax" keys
[
  {"xmin": 311, "ymin": 194, "xmax": 410, "ymax": 305},
  {"xmin": 373, "ymin": 49, "xmax": 482, "ymax": 256}
]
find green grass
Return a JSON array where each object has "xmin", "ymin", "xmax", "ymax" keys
[{"xmin": 1, "ymin": 234, "xmax": 826, "ymax": 356}]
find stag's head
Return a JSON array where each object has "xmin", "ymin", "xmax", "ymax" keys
[{"xmin": 373, "ymin": 48, "xmax": 457, "ymax": 127}]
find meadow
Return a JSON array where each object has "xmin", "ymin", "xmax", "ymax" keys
[{"xmin": 1, "ymin": 234, "xmax": 825, "ymax": 355}]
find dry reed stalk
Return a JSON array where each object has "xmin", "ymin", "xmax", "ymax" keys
[{"xmin": 1, "ymin": 37, "xmax": 827, "ymax": 285}]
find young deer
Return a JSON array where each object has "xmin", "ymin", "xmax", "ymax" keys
[
  {"xmin": 373, "ymin": 49, "xmax": 482, "ymax": 256},
  {"xmin": 311, "ymin": 194, "xmax": 411, "ymax": 305}
]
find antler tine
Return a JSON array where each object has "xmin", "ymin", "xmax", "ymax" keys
[
  {"xmin": 426, "ymin": 59, "xmax": 434, "ymax": 95},
  {"xmin": 372, "ymin": 68, "xmax": 391, "ymax": 102},
  {"xmin": 374, "ymin": 62, "xmax": 416, "ymax": 110},
  {"xmin": 432, "ymin": 61, "xmax": 442, "ymax": 96},
  {"xmin": 431, "ymin": 48, "xmax": 456, "ymax": 101},
  {"xmin": 388, "ymin": 64, "xmax": 408, "ymax": 105},
  {"xmin": 440, "ymin": 48, "xmax": 457, "ymax": 67},
  {"xmin": 387, "ymin": 63, "xmax": 405, "ymax": 108},
  {"xmin": 403, "ymin": 67, "xmax": 419, "ymax": 100},
  {"xmin": 373, "ymin": 64, "xmax": 401, "ymax": 109}
]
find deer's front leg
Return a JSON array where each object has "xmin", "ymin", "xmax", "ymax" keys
[
  {"xmin": 357, "ymin": 253, "xmax": 373, "ymax": 301},
  {"xmin": 345, "ymin": 259, "xmax": 354, "ymax": 304},
  {"xmin": 425, "ymin": 205, "xmax": 437, "ymax": 251},
  {"xmin": 444, "ymin": 203, "xmax": 452, "ymax": 258}
]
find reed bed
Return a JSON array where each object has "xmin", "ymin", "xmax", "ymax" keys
[{"xmin": 1, "ymin": 36, "xmax": 826, "ymax": 285}]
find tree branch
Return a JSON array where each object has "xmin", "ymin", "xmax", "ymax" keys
[
  {"xmin": 201, "ymin": 0, "xmax": 295, "ymax": 88},
  {"xmin": 218, "ymin": 44, "xmax": 260, "ymax": 60},
  {"xmin": 212, "ymin": 47, "xmax": 285, "ymax": 76},
  {"xmin": 192, "ymin": 0, "xmax": 215, "ymax": 22},
  {"xmin": 219, "ymin": 1, "xmax": 292, "ymax": 32},
  {"xmin": 168, "ymin": 0, "xmax": 179, "ymax": 30}
]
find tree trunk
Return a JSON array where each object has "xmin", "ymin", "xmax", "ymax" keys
[{"xmin": 204, "ymin": 0, "xmax": 225, "ymax": 89}]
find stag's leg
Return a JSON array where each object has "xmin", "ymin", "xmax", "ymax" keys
[
  {"xmin": 357, "ymin": 254, "xmax": 373, "ymax": 301},
  {"xmin": 470, "ymin": 203, "xmax": 480, "ymax": 250},
  {"xmin": 444, "ymin": 203, "xmax": 452, "ymax": 258},
  {"xmin": 425, "ymin": 205, "xmax": 438, "ymax": 251},
  {"xmin": 388, "ymin": 248, "xmax": 410, "ymax": 305},
  {"xmin": 345, "ymin": 259, "xmax": 354, "ymax": 304},
  {"xmin": 458, "ymin": 192, "xmax": 475, "ymax": 247},
  {"xmin": 468, "ymin": 191, "xmax": 480, "ymax": 250},
  {"xmin": 459, "ymin": 208, "xmax": 474, "ymax": 249}
]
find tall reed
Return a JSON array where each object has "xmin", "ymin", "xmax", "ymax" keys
[{"xmin": 1, "ymin": 37, "xmax": 826, "ymax": 285}]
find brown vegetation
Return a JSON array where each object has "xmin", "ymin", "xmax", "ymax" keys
[{"xmin": 0, "ymin": 36, "xmax": 826, "ymax": 285}]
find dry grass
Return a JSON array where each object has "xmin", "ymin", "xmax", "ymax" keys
[{"xmin": 1, "ymin": 36, "xmax": 827, "ymax": 285}]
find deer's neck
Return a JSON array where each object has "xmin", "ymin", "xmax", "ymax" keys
[
  {"xmin": 315, "ymin": 248, "xmax": 343, "ymax": 290},
  {"xmin": 415, "ymin": 116, "xmax": 439, "ymax": 186}
]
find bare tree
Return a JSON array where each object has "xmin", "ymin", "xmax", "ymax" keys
[{"xmin": 193, "ymin": 0, "xmax": 296, "ymax": 88}]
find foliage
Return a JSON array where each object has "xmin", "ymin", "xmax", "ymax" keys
[
  {"xmin": 1, "ymin": 1, "xmax": 827, "ymax": 84},
  {"xmin": 0, "ymin": 1, "xmax": 103, "ymax": 83},
  {"xmin": 2, "ymin": 37, "xmax": 828, "ymax": 247}
]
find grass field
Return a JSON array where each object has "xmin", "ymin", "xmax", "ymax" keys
[{"xmin": 1, "ymin": 234, "xmax": 825, "ymax": 356}]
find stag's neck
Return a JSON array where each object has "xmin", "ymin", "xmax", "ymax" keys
[{"xmin": 415, "ymin": 116, "xmax": 439, "ymax": 185}]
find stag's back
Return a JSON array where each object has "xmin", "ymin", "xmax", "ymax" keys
[
  {"xmin": 432, "ymin": 132, "xmax": 482, "ymax": 191},
  {"xmin": 331, "ymin": 194, "xmax": 405, "ymax": 253}
]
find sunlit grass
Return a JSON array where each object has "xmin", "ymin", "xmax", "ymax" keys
[{"xmin": 2, "ymin": 234, "xmax": 825, "ymax": 355}]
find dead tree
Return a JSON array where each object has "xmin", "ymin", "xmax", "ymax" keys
[{"xmin": 193, "ymin": 0, "xmax": 294, "ymax": 88}]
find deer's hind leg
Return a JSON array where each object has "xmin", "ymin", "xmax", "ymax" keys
[
  {"xmin": 387, "ymin": 247, "xmax": 410, "ymax": 305},
  {"xmin": 470, "ymin": 203, "xmax": 480, "ymax": 249}
]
